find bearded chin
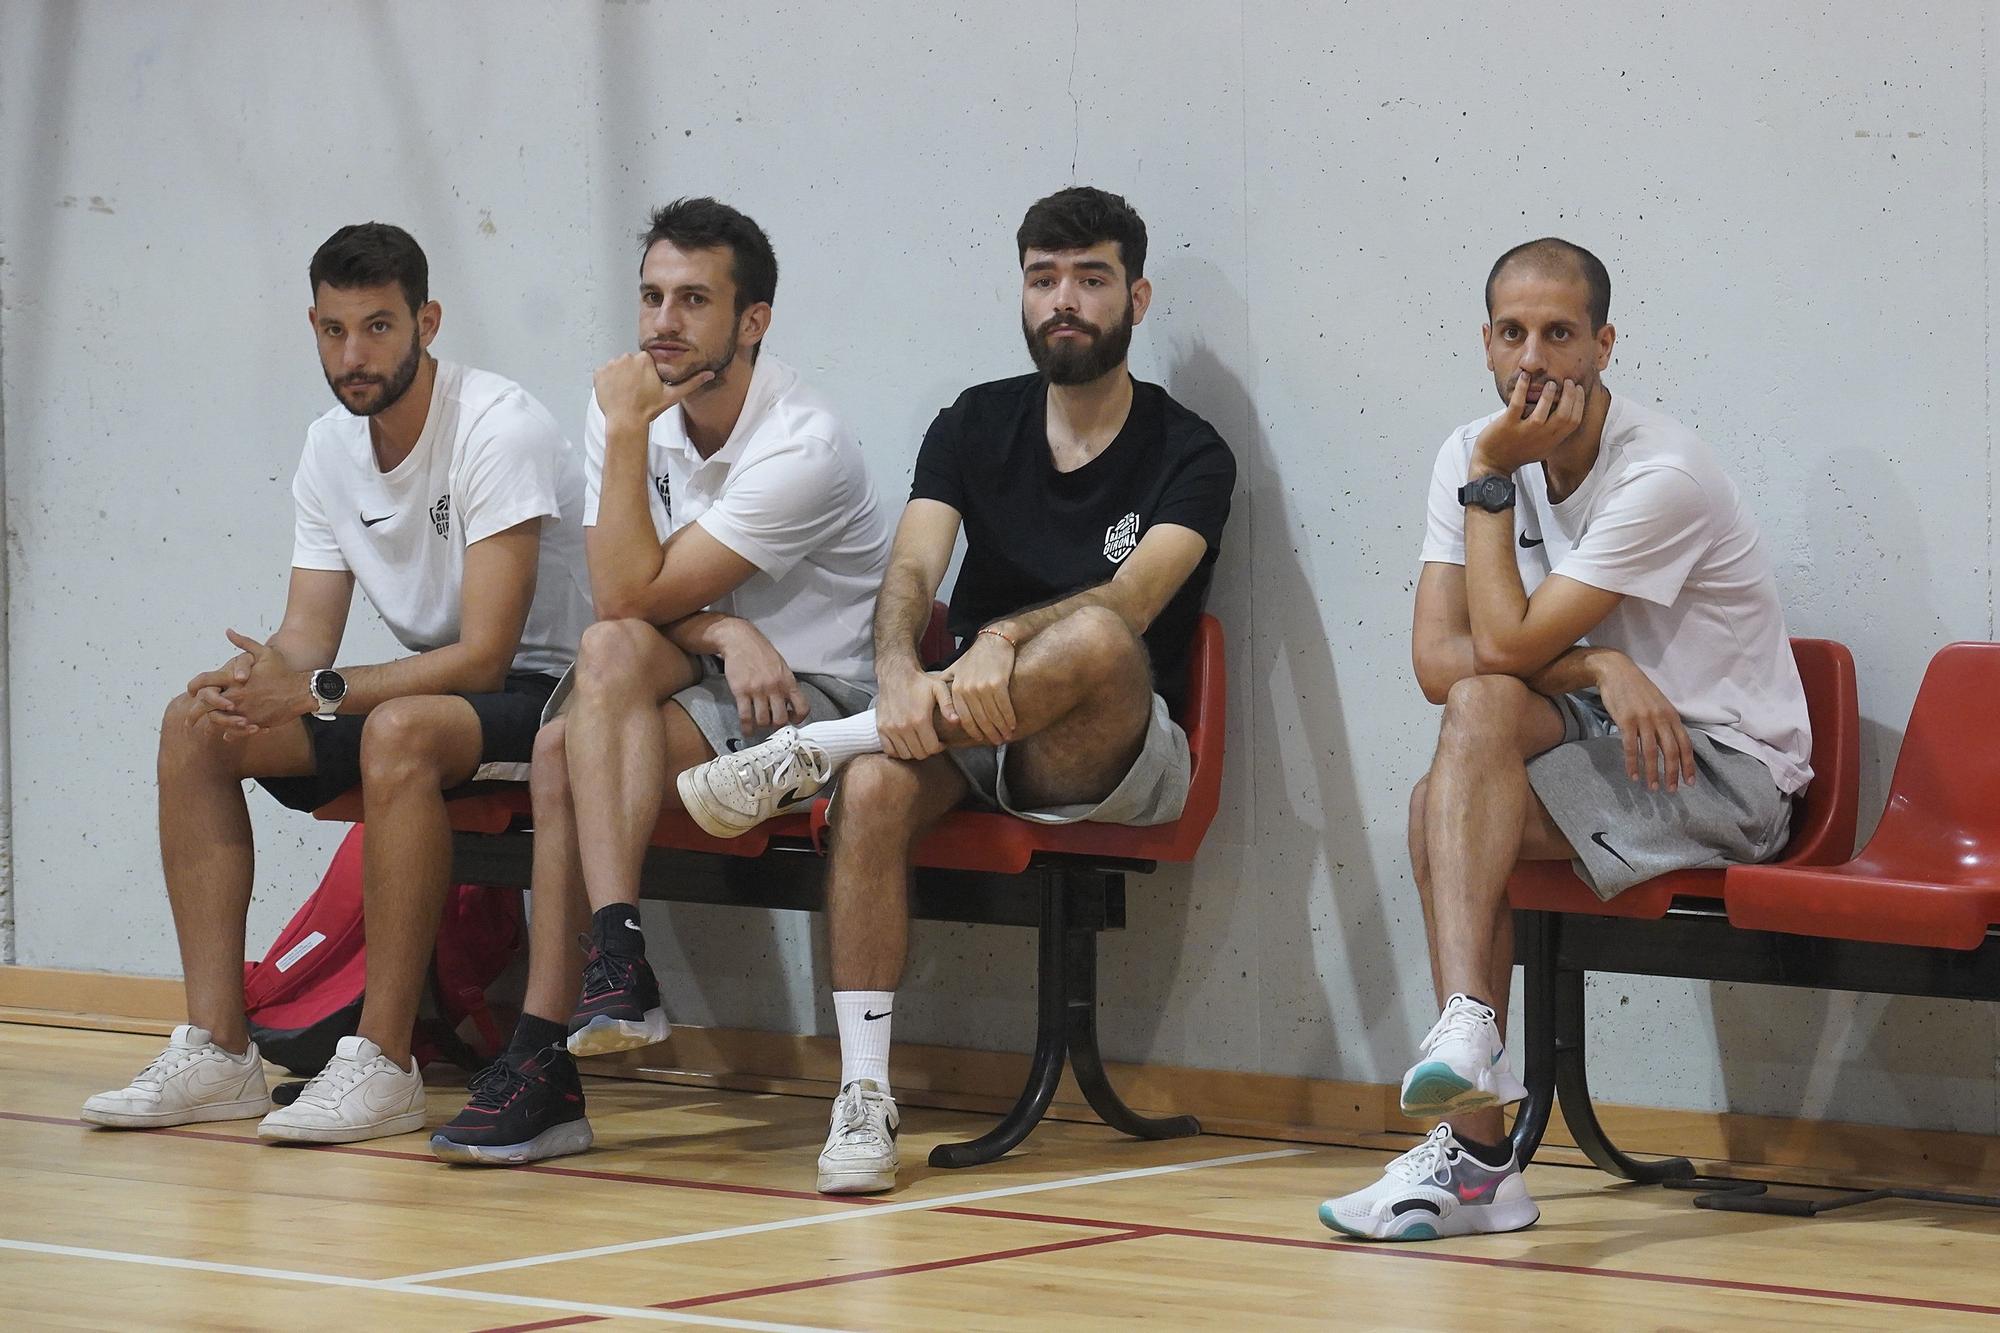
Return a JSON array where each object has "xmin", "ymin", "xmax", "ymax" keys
[{"xmin": 1024, "ymin": 311, "xmax": 1135, "ymax": 386}]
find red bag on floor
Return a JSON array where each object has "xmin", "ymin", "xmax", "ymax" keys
[{"xmin": 242, "ymin": 824, "xmax": 522, "ymax": 1075}]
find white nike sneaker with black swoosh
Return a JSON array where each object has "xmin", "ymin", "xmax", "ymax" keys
[
  {"xmin": 677, "ymin": 725, "xmax": 833, "ymax": 838},
  {"xmin": 817, "ymin": 1079, "xmax": 899, "ymax": 1195},
  {"xmin": 256, "ymin": 1035, "xmax": 426, "ymax": 1144},
  {"xmin": 81, "ymin": 1025, "xmax": 271, "ymax": 1128}
]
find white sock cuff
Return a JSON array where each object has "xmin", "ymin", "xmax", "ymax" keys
[
  {"xmin": 799, "ymin": 710, "xmax": 883, "ymax": 768},
  {"xmin": 833, "ymin": 989, "xmax": 894, "ymax": 1094}
]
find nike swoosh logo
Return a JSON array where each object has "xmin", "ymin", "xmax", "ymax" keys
[
  {"xmin": 863, "ymin": 1010, "xmax": 891, "ymax": 1021},
  {"xmin": 1518, "ymin": 532, "xmax": 1544, "ymax": 548},
  {"xmin": 1590, "ymin": 830, "xmax": 1634, "ymax": 870},
  {"xmin": 776, "ymin": 785, "xmax": 810, "ymax": 806},
  {"xmin": 361, "ymin": 513, "xmax": 394, "ymax": 527},
  {"xmin": 623, "ymin": 920, "xmax": 643, "ymax": 932},
  {"xmin": 1455, "ymin": 1180, "xmax": 1492, "ymax": 1202}
]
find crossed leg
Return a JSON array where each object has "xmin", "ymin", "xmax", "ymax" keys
[{"xmin": 1408, "ymin": 674, "xmax": 1575, "ymax": 1144}]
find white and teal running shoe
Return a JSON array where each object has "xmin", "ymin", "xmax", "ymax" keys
[
  {"xmin": 1319, "ymin": 1125, "xmax": 1539, "ymax": 1241},
  {"xmin": 1398, "ymin": 993, "xmax": 1528, "ymax": 1117}
]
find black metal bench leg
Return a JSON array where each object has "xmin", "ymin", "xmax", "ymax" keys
[
  {"xmin": 1064, "ymin": 921, "xmax": 1201, "ymax": 1142},
  {"xmin": 1508, "ymin": 910, "xmax": 1558, "ymax": 1167},
  {"xmin": 1551, "ymin": 949, "xmax": 1693, "ymax": 1183},
  {"xmin": 929, "ymin": 873, "xmax": 1072, "ymax": 1168}
]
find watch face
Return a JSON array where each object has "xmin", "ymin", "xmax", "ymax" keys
[{"xmin": 316, "ymin": 671, "xmax": 347, "ymax": 703}]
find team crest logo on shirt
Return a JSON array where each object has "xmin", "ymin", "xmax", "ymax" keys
[
  {"xmin": 1103, "ymin": 512, "xmax": 1141, "ymax": 565},
  {"xmin": 430, "ymin": 493, "xmax": 451, "ymax": 538},
  {"xmin": 656, "ymin": 473, "xmax": 673, "ymax": 521}
]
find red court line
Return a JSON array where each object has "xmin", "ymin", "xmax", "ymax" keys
[
  {"xmin": 469, "ymin": 1320, "xmax": 597, "ymax": 1333},
  {"xmin": 659, "ymin": 1228, "xmax": 1153, "ymax": 1310},
  {"xmin": 17, "ymin": 1110, "xmax": 1998, "ymax": 1318}
]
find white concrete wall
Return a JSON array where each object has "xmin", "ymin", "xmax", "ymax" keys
[{"xmin": 2, "ymin": 0, "xmax": 1994, "ymax": 1131}]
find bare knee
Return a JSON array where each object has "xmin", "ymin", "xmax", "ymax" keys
[
  {"xmin": 530, "ymin": 718, "xmax": 571, "ymax": 804},
  {"xmin": 1438, "ymin": 675, "xmax": 1533, "ymax": 753},
  {"xmin": 359, "ymin": 699, "xmax": 448, "ymax": 789},
  {"xmin": 159, "ymin": 693, "xmax": 231, "ymax": 772},
  {"xmin": 574, "ymin": 619, "xmax": 664, "ymax": 700},
  {"xmin": 830, "ymin": 754, "xmax": 928, "ymax": 841}
]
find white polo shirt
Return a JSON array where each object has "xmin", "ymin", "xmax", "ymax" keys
[
  {"xmin": 1421, "ymin": 391, "xmax": 1813, "ymax": 794},
  {"xmin": 292, "ymin": 360, "xmax": 592, "ymax": 678},
  {"xmin": 582, "ymin": 352, "xmax": 891, "ymax": 684}
]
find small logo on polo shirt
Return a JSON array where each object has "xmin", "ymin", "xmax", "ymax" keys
[
  {"xmin": 656, "ymin": 473, "xmax": 673, "ymax": 520},
  {"xmin": 1104, "ymin": 512, "xmax": 1140, "ymax": 565},
  {"xmin": 429, "ymin": 493, "xmax": 451, "ymax": 538}
]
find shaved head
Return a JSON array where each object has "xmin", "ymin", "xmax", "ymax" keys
[{"xmin": 1485, "ymin": 238, "xmax": 1611, "ymax": 330}]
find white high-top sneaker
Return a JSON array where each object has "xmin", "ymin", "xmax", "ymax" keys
[
  {"xmin": 1398, "ymin": 993, "xmax": 1529, "ymax": 1117},
  {"xmin": 256, "ymin": 1035, "xmax": 426, "ymax": 1144},
  {"xmin": 816, "ymin": 1079, "xmax": 899, "ymax": 1195},
  {"xmin": 81, "ymin": 1025, "xmax": 270, "ymax": 1128}
]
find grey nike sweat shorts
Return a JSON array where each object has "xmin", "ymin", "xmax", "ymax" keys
[{"xmin": 1527, "ymin": 691, "xmax": 1794, "ymax": 901}]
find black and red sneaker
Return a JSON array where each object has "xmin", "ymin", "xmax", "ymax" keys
[
  {"xmin": 566, "ymin": 911, "xmax": 671, "ymax": 1057},
  {"xmin": 428, "ymin": 1046, "xmax": 591, "ymax": 1166}
]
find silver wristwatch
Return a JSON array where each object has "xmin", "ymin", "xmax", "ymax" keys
[{"xmin": 308, "ymin": 668, "xmax": 348, "ymax": 719}]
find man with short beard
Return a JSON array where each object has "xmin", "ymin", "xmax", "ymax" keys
[
  {"xmin": 676, "ymin": 186, "xmax": 1236, "ymax": 1194},
  {"xmin": 84, "ymin": 222, "xmax": 591, "ymax": 1144}
]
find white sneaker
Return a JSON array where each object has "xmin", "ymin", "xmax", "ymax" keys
[
  {"xmin": 677, "ymin": 725, "xmax": 833, "ymax": 838},
  {"xmin": 81, "ymin": 1025, "xmax": 271, "ymax": 1128},
  {"xmin": 256, "ymin": 1035, "xmax": 426, "ymax": 1144},
  {"xmin": 817, "ymin": 1079, "xmax": 899, "ymax": 1195},
  {"xmin": 1318, "ymin": 1125, "xmax": 1539, "ymax": 1241},
  {"xmin": 1398, "ymin": 993, "xmax": 1529, "ymax": 1117}
]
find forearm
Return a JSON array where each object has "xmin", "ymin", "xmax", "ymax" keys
[
  {"xmin": 873, "ymin": 561, "xmax": 940, "ymax": 679},
  {"xmin": 589, "ymin": 419, "xmax": 669, "ymax": 619},
  {"xmin": 986, "ymin": 580, "xmax": 1137, "ymax": 648},
  {"xmin": 1416, "ymin": 630, "xmax": 1599, "ymax": 703},
  {"xmin": 332, "ymin": 643, "xmax": 512, "ymax": 715},
  {"xmin": 665, "ymin": 611, "xmax": 744, "ymax": 658},
  {"xmin": 1463, "ymin": 503, "xmax": 1532, "ymax": 656}
]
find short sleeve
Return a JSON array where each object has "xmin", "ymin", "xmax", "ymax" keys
[
  {"xmin": 909, "ymin": 402, "xmax": 967, "ymax": 510},
  {"xmin": 1150, "ymin": 432, "xmax": 1235, "ymax": 546},
  {"xmin": 696, "ymin": 436, "xmax": 855, "ymax": 579},
  {"xmin": 580, "ymin": 390, "xmax": 607, "ymax": 526},
  {"xmin": 1552, "ymin": 465, "xmax": 1711, "ymax": 606},
  {"xmin": 291, "ymin": 446, "xmax": 347, "ymax": 571},
  {"xmin": 456, "ymin": 396, "xmax": 567, "ymax": 546},
  {"xmin": 1420, "ymin": 431, "xmax": 1472, "ymax": 566}
]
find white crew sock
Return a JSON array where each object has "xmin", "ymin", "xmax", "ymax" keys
[
  {"xmin": 833, "ymin": 989, "xmax": 894, "ymax": 1094},
  {"xmin": 798, "ymin": 709, "xmax": 885, "ymax": 768}
]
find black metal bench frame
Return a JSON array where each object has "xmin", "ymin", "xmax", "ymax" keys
[
  {"xmin": 452, "ymin": 830, "xmax": 1201, "ymax": 1168},
  {"xmin": 1505, "ymin": 901, "xmax": 2000, "ymax": 1215}
]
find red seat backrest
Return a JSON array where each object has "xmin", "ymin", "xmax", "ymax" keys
[
  {"xmin": 1783, "ymin": 637, "xmax": 1862, "ymax": 865},
  {"xmin": 1863, "ymin": 642, "xmax": 2000, "ymax": 878},
  {"xmin": 922, "ymin": 601, "xmax": 954, "ymax": 667}
]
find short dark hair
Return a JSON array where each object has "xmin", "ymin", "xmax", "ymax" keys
[
  {"xmin": 1485, "ymin": 237, "xmax": 1612, "ymax": 330},
  {"xmin": 1017, "ymin": 186, "xmax": 1148, "ymax": 281},
  {"xmin": 309, "ymin": 223, "xmax": 429, "ymax": 314},
  {"xmin": 639, "ymin": 197, "xmax": 778, "ymax": 312}
]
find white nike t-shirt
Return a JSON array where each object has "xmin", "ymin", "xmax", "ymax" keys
[
  {"xmin": 581, "ymin": 352, "xmax": 891, "ymax": 684},
  {"xmin": 1421, "ymin": 392, "xmax": 1813, "ymax": 794},
  {"xmin": 292, "ymin": 360, "xmax": 592, "ymax": 678}
]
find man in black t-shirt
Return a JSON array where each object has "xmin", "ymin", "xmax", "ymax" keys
[{"xmin": 676, "ymin": 187, "xmax": 1235, "ymax": 1195}]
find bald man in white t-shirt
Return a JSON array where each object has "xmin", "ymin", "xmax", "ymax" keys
[
  {"xmin": 1318, "ymin": 239, "xmax": 1812, "ymax": 1243},
  {"xmin": 82, "ymin": 223, "xmax": 591, "ymax": 1146}
]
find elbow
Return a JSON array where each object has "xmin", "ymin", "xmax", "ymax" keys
[
  {"xmin": 1470, "ymin": 634, "xmax": 1544, "ymax": 680},
  {"xmin": 1418, "ymin": 674, "xmax": 1453, "ymax": 707}
]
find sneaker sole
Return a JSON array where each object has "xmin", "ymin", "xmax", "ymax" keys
[
  {"xmin": 1398, "ymin": 1062, "xmax": 1528, "ymax": 1117},
  {"xmin": 676, "ymin": 768, "xmax": 758, "ymax": 839},
  {"xmin": 80, "ymin": 1095, "xmax": 271, "ymax": 1129},
  {"xmin": 256, "ymin": 1109, "xmax": 427, "ymax": 1144},
  {"xmin": 816, "ymin": 1165, "xmax": 896, "ymax": 1195},
  {"xmin": 1318, "ymin": 1196, "xmax": 1540, "ymax": 1241},
  {"xmin": 566, "ymin": 1009, "xmax": 672, "ymax": 1058},
  {"xmin": 430, "ymin": 1118, "xmax": 594, "ymax": 1166}
]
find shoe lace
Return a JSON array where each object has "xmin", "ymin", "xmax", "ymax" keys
[
  {"xmin": 293, "ymin": 1053, "xmax": 369, "ymax": 1109},
  {"xmin": 130, "ymin": 1043, "xmax": 202, "ymax": 1089},
  {"xmin": 1385, "ymin": 1125, "xmax": 1460, "ymax": 1186},
  {"xmin": 730, "ymin": 735, "xmax": 831, "ymax": 802},
  {"xmin": 1418, "ymin": 998, "xmax": 1491, "ymax": 1056},
  {"xmin": 579, "ymin": 948, "xmax": 634, "ymax": 1000},
  {"xmin": 465, "ymin": 1058, "xmax": 532, "ymax": 1112},
  {"xmin": 829, "ymin": 1085, "xmax": 884, "ymax": 1148}
]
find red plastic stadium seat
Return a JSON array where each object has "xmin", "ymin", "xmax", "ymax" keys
[
  {"xmin": 1505, "ymin": 638, "xmax": 1860, "ymax": 920},
  {"xmin": 1727, "ymin": 642, "xmax": 2000, "ymax": 949},
  {"xmin": 809, "ymin": 612, "xmax": 1228, "ymax": 872}
]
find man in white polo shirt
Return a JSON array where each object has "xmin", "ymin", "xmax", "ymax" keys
[
  {"xmin": 83, "ymin": 222, "xmax": 591, "ymax": 1144},
  {"xmin": 1319, "ymin": 237, "xmax": 1811, "ymax": 1241},
  {"xmin": 430, "ymin": 198, "xmax": 891, "ymax": 1166}
]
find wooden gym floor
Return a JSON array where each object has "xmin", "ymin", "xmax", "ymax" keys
[{"xmin": 4, "ymin": 1023, "xmax": 1999, "ymax": 1330}]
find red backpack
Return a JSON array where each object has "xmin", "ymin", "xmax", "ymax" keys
[{"xmin": 243, "ymin": 824, "xmax": 523, "ymax": 1075}]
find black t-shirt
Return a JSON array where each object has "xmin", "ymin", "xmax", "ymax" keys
[{"xmin": 910, "ymin": 373, "xmax": 1236, "ymax": 712}]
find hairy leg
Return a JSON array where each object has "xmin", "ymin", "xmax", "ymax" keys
[
  {"xmin": 824, "ymin": 753, "xmax": 969, "ymax": 992},
  {"xmin": 521, "ymin": 718, "xmax": 590, "ymax": 1023}
]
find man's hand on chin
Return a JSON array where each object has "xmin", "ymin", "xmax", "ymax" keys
[{"xmin": 1472, "ymin": 375, "xmax": 1589, "ymax": 474}]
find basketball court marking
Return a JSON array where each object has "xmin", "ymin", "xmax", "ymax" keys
[
  {"xmin": 0, "ymin": 1238, "xmax": 849, "ymax": 1332},
  {"xmin": 386, "ymin": 1146, "xmax": 1312, "ymax": 1284}
]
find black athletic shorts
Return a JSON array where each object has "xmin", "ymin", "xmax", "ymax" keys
[{"xmin": 256, "ymin": 671, "xmax": 561, "ymax": 813}]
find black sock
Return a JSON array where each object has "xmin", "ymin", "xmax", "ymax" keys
[
  {"xmin": 592, "ymin": 902, "xmax": 645, "ymax": 957},
  {"xmin": 508, "ymin": 1012, "xmax": 569, "ymax": 1061},
  {"xmin": 1452, "ymin": 1132, "xmax": 1513, "ymax": 1170},
  {"xmin": 1459, "ymin": 994, "xmax": 1493, "ymax": 1012}
]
